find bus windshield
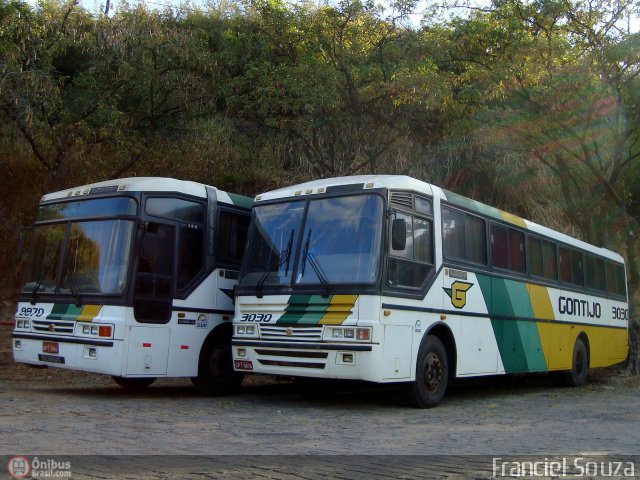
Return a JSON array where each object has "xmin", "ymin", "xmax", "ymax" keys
[
  {"xmin": 240, "ymin": 194, "xmax": 384, "ymax": 289},
  {"xmin": 22, "ymin": 198, "xmax": 138, "ymax": 297}
]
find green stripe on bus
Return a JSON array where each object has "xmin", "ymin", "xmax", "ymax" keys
[
  {"xmin": 226, "ymin": 192, "xmax": 253, "ymax": 209},
  {"xmin": 277, "ymin": 295, "xmax": 332, "ymax": 325},
  {"xmin": 47, "ymin": 303, "xmax": 83, "ymax": 321},
  {"xmin": 478, "ymin": 275, "xmax": 547, "ymax": 373}
]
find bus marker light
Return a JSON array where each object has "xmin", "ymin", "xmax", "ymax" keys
[
  {"xmin": 383, "ymin": 310, "xmax": 391, "ymax": 316},
  {"xmin": 142, "ymin": 343, "xmax": 152, "ymax": 348},
  {"xmin": 356, "ymin": 328, "xmax": 370, "ymax": 341},
  {"xmin": 98, "ymin": 326, "xmax": 112, "ymax": 337},
  {"xmin": 180, "ymin": 345, "xmax": 189, "ymax": 350},
  {"xmin": 177, "ymin": 312, "xmax": 186, "ymax": 318},
  {"xmin": 440, "ymin": 314, "xmax": 447, "ymax": 320}
]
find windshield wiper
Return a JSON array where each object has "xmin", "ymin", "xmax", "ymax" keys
[
  {"xmin": 64, "ymin": 272, "xmax": 82, "ymax": 307},
  {"xmin": 256, "ymin": 229, "xmax": 295, "ymax": 298},
  {"xmin": 300, "ymin": 230, "xmax": 331, "ymax": 297}
]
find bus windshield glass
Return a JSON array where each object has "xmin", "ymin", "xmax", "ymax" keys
[
  {"xmin": 240, "ymin": 194, "xmax": 383, "ymax": 289},
  {"xmin": 22, "ymin": 197, "xmax": 138, "ymax": 297}
]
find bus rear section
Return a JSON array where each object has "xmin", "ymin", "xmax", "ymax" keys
[{"xmin": 13, "ymin": 177, "xmax": 251, "ymax": 394}]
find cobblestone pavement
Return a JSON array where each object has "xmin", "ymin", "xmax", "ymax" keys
[{"xmin": 1, "ymin": 324, "xmax": 639, "ymax": 478}]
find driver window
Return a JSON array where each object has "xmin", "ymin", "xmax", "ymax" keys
[{"xmin": 388, "ymin": 212, "xmax": 433, "ymax": 289}]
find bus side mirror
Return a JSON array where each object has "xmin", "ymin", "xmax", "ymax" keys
[{"xmin": 391, "ymin": 218, "xmax": 407, "ymax": 251}]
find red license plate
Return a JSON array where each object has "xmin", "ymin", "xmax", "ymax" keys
[
  {"xmin": 42, "ymin": 341, "xmax": 59, "ymax": 354},
  {"xmin": 234, "ymin": 360, "xmax": 253, "ymax": 371}
]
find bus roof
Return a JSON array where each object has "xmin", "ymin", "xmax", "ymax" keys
[
  {"xmin": 41, "ymin": 177, "xmax": 252, "ymax": 209},
  {"xmin": 255, "ymin": 174, "xmax": 624, "ymax": 263}
]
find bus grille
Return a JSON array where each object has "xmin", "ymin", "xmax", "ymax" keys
[
  {"xmin": 32, "ymin": 319, "xmax": 75, "ymax": 335},
  {"xmin": 255, "ymin": 349, "xmax": 328, "ymax": 369},
  {"xmin": 260, "ymin": 325, "xmax": 324, "ymax": 341}
]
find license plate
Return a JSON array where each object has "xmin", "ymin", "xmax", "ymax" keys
[
  {"xmin": 234, "ymin": 360, "xmax": 253, "ymax": 371},
  {"xmin": 42, "ymin": 341, "xmax": 59, "ymax": 354},
  {"xmin": 38, "ymin": 354, "xmax": 65, "ymax": 364}
]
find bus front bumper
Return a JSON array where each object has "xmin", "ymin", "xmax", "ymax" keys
[
  {"xmin": 231, "ymin": 339, "xmax": 385, "ymax": 382},
  {"xmin": 12, "ymin": 332, "xmax": 125, "ymax": 376}
]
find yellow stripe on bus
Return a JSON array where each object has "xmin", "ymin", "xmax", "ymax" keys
[
  {"xmin": 76, "ymin": 304, "xmax": 102, "ymax": 322},
  {"xmin": 319, "ymin": 295, "xmax": 358, "ymax": 325},
  {"xmin": 500, "ymin": 211, "xmax": 527, "ymax": 229},
  {"xmin": 528, "ymin": 284, "xmax": 628, "ymax": 369}
]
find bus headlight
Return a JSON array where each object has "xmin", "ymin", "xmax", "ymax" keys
[
  {"xmin": 234, "ymin": 324, "xmax": 258, "ymax": 337},
  {"xmin": 326, "ymin": 327, "xmax": 371, "ymax": 342},
  {"xmin": 15, "ymin": 320, "xmax": 30, "ymax": 330}
]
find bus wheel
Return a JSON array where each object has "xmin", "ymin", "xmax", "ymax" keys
[
  {"xmin": 407, "ymin": 335, "xmax": 448, "ymax": 408},
  {"xmin": 192, "ymin": 337, "xmax": 243, "ymax": 396},
  {"xmin": 112, "ymin": 376, "xmax": 156, "ymax": 390},
  {"xmin": 563, "ymin": 337, "xmax": 588, "ymax": 387}
]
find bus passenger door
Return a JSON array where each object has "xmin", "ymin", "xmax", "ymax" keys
[{"xmin": 129, "ymin": 221, "xmax": 173, "ymax": 375}]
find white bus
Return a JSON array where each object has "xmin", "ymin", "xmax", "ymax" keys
[
  {"xmin": 13, "ymin": 177, "xmax": 251, "ymax": 394},
  {"xmin": 232, "ymin": 175, "xmax": 629, "ymax": 407}
]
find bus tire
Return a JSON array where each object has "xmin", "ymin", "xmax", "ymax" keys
[
  {"xmin": 112, "ymin": 376, "xmax": 156, "ymax": 390},
  {"xmin": 563, "ymin": 337, "xmax": 588, "ymax": 387},
  {"xmin": 407, "ymin": 335, "xmax": 448, "ymax": 408},
  {"xmin": 191, "ymin": 336, "xmax": 243, "ymax": 396}
]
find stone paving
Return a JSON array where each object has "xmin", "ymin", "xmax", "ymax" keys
[{"xmin": 1, "ymin": 324, "xmax": 639, "ymax": 478}]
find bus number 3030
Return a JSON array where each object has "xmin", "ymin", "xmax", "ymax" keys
[{"xmin": 240, "ymin": 314, "xmax": 273, "ymax": 322}]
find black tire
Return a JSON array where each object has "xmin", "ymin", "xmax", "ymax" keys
[
  {"xmin": 112, "ymin": 376, "xmax": 156, "ymax": 390},
  {"xmin": 563, "ymin": 337, "xmax": 588, "ymax": 387},
  {"xmin": 407, "ymin": 335, "xmax": 448, "ymax": 408},
  {"xmin": 191, "ymin": 336, "xmax": 243, "ymax": 396}
]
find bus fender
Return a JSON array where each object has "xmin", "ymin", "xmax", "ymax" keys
[{"xmin": 422, "ymin": 322, "xmax": 457, "ymax": 379}]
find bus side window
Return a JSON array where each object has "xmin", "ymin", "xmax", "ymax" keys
[
  {"xmin": 218, "ymin": 211, "xmax": 250, "ymax": 267},
  {"xmin": 177, "ymin": 224, "xmax": 204, "ymax": 291}
]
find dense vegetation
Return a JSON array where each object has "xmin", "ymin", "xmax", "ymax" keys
[{"xmin": 1, "ymin": 0, "xmax": 639, "ymax": 369}]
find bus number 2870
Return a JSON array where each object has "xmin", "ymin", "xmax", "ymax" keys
[{"xmin": 240, "ymin": 313, "xmax": 273, "ymax": 323}]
